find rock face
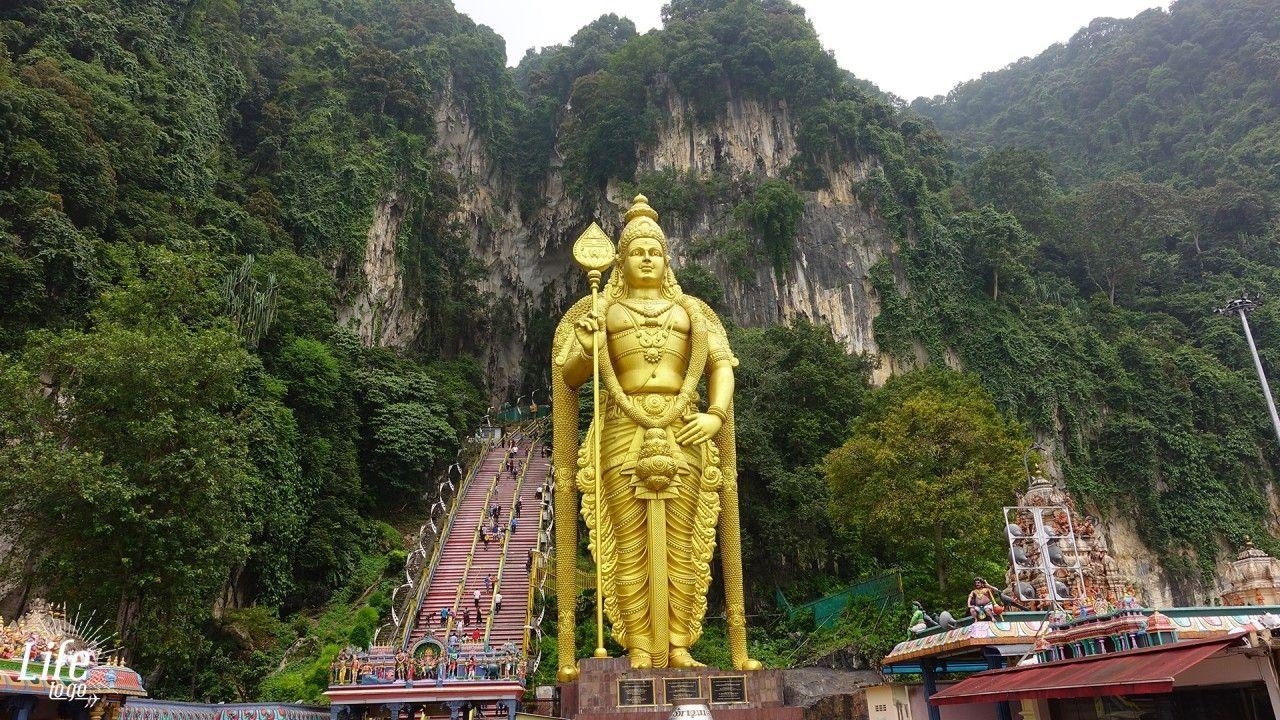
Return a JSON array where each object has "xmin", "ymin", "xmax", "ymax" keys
[
  {"xmin": 633, "ymin": 94, "xmax": 894, "ymax": 366},
  {"xmin": 1099, "ymin": 509, "xmax": 1179, "ymax": 608},
  {"xmin": 337, "ymin": 188, "xmax": 421, "ymax": 346},
  {"xmin": 341, "ymin": 86, "xmax": 897, "ymax": 386},
  {"xmin": 782, "ymin": 667, "xmax": 882, "ymax": 720}
]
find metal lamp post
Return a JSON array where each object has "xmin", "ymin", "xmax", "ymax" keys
[{"xmin": 1216, "ymin": 293, "xmax": 1280, "ymax": 446}]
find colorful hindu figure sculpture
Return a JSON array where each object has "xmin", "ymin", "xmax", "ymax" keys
[
  {"xmin": 967, "ymin": 578, "xmax": 1004, "ymax": 620},
  {"xmin": 551, "ymin": 196, "xmax": 760, "ymax": 679}
]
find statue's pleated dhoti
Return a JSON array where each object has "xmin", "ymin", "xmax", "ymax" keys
[{"xmin": 580, "ymin": 392, "xmax": 722, "ymax": 665}]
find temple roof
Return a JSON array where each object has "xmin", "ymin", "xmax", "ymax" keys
[
  {"xmin": 0, "ymin": 662, "xmax": 146, "ymax": 698},
  {"xmin": 883, "ymin": 606, "xmax": 1280, "ymax": 666}
]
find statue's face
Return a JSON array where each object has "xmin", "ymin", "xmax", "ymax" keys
[{"xmin": 622, "ymin": 236, "xmax": 666, "ymax": 289}]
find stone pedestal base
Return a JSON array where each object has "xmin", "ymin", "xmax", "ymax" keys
[{"xmin": 559, "ymin": 657, "xmax": 803, "ymax": 720}]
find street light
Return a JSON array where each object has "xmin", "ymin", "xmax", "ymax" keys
[{"xmin": 1215, "ymin": 293, "xmax": 1280, "ymax": 446}]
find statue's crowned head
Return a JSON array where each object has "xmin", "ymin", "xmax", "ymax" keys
[
  {"xmin": 608, "ymin": 194, "xmax": 682, "ymax": 299},
  {"xmin": 619, "ymin": 194, "xmax": 667, "ymax": 253}
]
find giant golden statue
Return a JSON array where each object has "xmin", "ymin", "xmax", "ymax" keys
[{"xmin": 551, "ymin": 195, "xmax": 761, "ymax": 680}]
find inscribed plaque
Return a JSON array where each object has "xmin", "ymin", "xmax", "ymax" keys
[
  {"xmin": 618, "ymin": 679, "xmax": 656, "ymax": 707},
  {"xmin": 664, "ymin": 677, "xmax": 703, "ymax": 702},
  {"xmin": 710, "ymin": 675, "xmax": 747, "ymax": 704}
]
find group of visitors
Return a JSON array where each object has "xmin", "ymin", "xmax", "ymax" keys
[
  {"xmin": 481, "ymin": 439, "xmax": 531, "ymax": 548},
  {"xmin": 472, "ymin": 579, "xmax": 503, "ymax": 616},
  {"xmin": 480, "ymin": 502, "xmax": 522, "ymax": 549},
  {"xmin": 421, "ymin": 438, "xmax": 539, "ymax": 656},
  {"xmin": 485, "ymin": 501, "xmax": 520, "ymax": 536},
  {"xmin": 503, "ymin": 437, "xmax": 528, "ymax": 478}
]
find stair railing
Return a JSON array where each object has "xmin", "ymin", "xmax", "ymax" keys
[
  {"xmin": 383, "ymin": 435, "xmax": 491, "ymax": 649},
  {"xmin": 522, "ymin": 439, "xmax": 554, "ymax": 680},
  {"xmin": 442, "ymin": 449, "xmax": 506, "ymax": 645},
  {"xmin": 398, "ymin": 437, "xmax": 492, "ymax": 649}
]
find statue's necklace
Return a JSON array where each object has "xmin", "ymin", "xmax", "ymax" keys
[
  {"xmin": 619, "ymin": 298, "xmax": 673, "ymax": 318},
  {"xmin": 621, "ymin": 301, "xmax": 676, "ymax": 366}
]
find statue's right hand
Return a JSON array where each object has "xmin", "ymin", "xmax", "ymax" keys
[{"xmin": 574, "ymin": 311, "xmax": 603, "ymax": 356}]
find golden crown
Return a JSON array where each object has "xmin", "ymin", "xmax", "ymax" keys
[{"xmin": 618, "ymin": 194, "xmax": 666, "ymax": 252}]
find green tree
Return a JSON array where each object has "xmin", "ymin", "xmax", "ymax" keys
[
  {"xmin": 824, "ymin": 369, "xmax": 1028, "ymax": 602},
  {"xmin": 740, "ymin": 178, "xmax": 806, "ymax": 273},
  {"xmin": 348, "ymin": 45, "xmax": 430, "ymax": 132},
  {"xmin": 561, "ymin": 68, "xmax": 656, "ymax": 195},
  {"xmin": 674, "ymin": 262, "xmax": 726, "ymax": 310},
  {"xmin": 956, "ymin": 206, "xmax": 1035, "ymax": 301},
  {"xmin": 1056, "ymin": 177, "xmax": 1185, "ymax": 304},
  {"xmin": 355, "ymin": 362, "xmax": 461, "ymax": 503},
  {"xmin": 965, "ymin": 147, "xmax": 1059, "ymax": 235},
  {"xmin": 915, "ymin": 0, "xmax": 1280, "ymax": 190},
  {"xmin": 2, "ymin": 322, "xmax": 261, "ymax": 669},
  {"xmin": 731, "ymin": 320, "xmax": 869, "ymax": 597}
]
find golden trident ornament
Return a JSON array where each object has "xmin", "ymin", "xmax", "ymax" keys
[{"xmin": 572, "ymin": 221, "xmax": 615, "ymax": 659}]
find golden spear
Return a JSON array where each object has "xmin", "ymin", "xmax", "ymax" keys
[{"xmin": 572, "ymin": 222, "xmax": 614, "ymax": 659}]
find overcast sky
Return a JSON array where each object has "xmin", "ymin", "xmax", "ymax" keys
[{"xmin": 451, "ymin": 0, "xmax": 1171, "ymax": 100}]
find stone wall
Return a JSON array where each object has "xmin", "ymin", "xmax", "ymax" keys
[{"xmin": 782, "ymin": 667, "xmax": 883, "ymax": 720}]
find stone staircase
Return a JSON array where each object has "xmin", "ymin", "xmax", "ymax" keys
[
  {"xmin": 405, "ymin": 431, "xmax": 549, "ymax": 667},
  {"xmin": 485, "ymin": 450, "xmax": 548, "ymax": 652}
]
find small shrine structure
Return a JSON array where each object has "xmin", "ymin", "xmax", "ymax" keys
[
  {"xmin": 1003, "ymin": 472, "xmax": 1127, "ymax": 610},
  {"xmin": 875, "ymin": 473, "xmax": 1280, "ymax": 720},
  {"xmin": 1221, "ymin": 537, "xmax": 1280, "ymax": 606}
]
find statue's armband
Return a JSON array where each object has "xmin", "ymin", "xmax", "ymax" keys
[{"xmin": 708, "ymin": 328, "xmax": 738, "ymax": 369}]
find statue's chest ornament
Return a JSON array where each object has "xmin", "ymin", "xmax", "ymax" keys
[{"xmin": 621, "ymin": 300, "xmax": 677, "ymax": 368}]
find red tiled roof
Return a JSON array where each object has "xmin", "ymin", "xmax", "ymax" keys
[{"xmin": 930, "ymin": 636, "xmax": 1236, "ymax": 706}]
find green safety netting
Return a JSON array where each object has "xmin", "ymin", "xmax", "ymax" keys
[
  {"xmin": 778, "ymin": 571, "xmax": 903, "ymax": 629},
  {"xmin": 496, "ymin": 404, "xmax": 551, "ymax": 423}
]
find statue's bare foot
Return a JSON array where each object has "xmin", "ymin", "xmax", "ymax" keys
[
  {"xmin": 629, "ymin": 648, "xmax": 653, "ymax": 669},
  {"xmin": 669, "ymin": 647, "xmax": 705, "ymax": 668},
  {"xmin": 735, "ymin": 657, "xmax": 763, "ymax": 671},
  {"xmin": 557, "ymin": 665, "xmax": 579, "ymax": 682}
]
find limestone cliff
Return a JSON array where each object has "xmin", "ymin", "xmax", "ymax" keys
[
  {"xmin": 337, "ymin": 188, "xmax": 421, "ymax": 346},
  {"xmin": 341, "ymin": 87, "xmax": 902, "ymax": 387},
  {"xmin": 630, "ymin": 94, "xmax": 896, "ymax": 378}
]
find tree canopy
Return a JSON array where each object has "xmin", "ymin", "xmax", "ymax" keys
[
  {"xmin": 914, "ymin": 0, "xmax": 1280, "ymax": 191},
  {"xmin": 0, "ymin": 0, "xmax": 487, "ymax": 697},
  {"xmin": 824, "ymin": 369, "xmax": 1028, "ymax": 603}
]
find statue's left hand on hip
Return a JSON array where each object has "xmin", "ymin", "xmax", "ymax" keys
[{"xmin": 676, "ymin": 413, "xmax": 722, "ymax": 446}]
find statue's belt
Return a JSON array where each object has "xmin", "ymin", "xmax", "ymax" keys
[
  {"xmin": 596, "ymin": 399, "xmax": 703, "ymax": 480},
  {"xmin": 605, "ymin": 391, "xmax": 684, "ymax": 419}
]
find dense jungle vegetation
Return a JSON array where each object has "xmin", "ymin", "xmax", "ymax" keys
[
  {"xmin": 901, "ymin": 0, "xmax": 1280, "ymax": 584},
  {"xmin": 0, "ymin": 0, "xmax": 498, "ymax": 699},
  {"xmin": 913, "ymin": 0, "xmax": 1280, "ymax": 189},
  {"xmin": 2, "ymin": 0, "xmax": 1279, "ymax": 701}
]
